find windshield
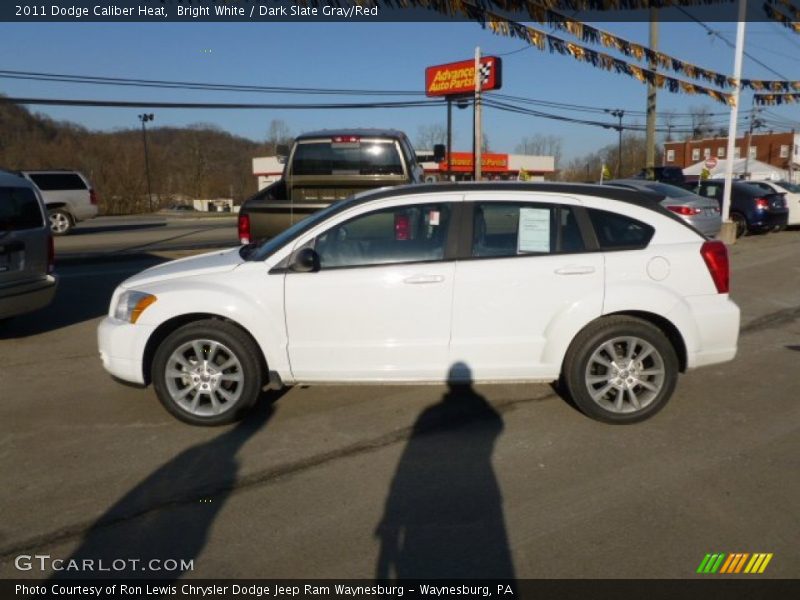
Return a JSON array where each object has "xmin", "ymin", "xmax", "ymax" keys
[
  {"xmin": 292, "ymin": 140, "xmax": 404, "ymax": 176},
  {"xmin": 245, "ymin": 199, "xmax": 354, "ymax": 262}
]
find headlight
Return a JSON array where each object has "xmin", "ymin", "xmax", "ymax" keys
[{"xmin": 114, "ymin": 290, "xmax": 157, "ymax": 324}]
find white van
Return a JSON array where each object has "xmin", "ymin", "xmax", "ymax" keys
[{"xmin": 19, "ymin": 170, "xmax": 99, "ymax": 235}]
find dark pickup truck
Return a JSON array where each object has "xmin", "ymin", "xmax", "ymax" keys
[{"xmin": 239, "ymin": 129, "xmax": 443, "ymax": 242}]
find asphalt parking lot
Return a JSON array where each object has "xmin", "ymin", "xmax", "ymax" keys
[{"xmin": 1, "ymin": 227, "xmax": 798, "ymax": 580}]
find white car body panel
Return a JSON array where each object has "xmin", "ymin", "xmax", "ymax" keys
[{"xmin": 97, "ymin": 186, "xmax": 740, "ymax": 394}]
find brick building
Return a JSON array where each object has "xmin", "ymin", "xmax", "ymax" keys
[{"xmin": 664, "ymin": 131, "xmax": 799, "ymax": 177}]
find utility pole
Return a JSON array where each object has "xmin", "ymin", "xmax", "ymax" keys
[
  {"xmin": 720, "ymin": 0, "xmax": 747, "ymax": 244},
  {"xmin": 474, "ymin": 46, "xmax": 483, "ymax": 181},
  {"xmin": 645, "ymin": 12, "xmax": 659, "ymax": 179},
  {"xmin": 446, "ymin": 97, "xmax": 453, "ymax": 180},
  {"xmin": 605, "ymin": 109, "xmax": 625, "ymax": 177},
  {"xmin": 138, "ymin": 113, "xmax": 155, "ymax": 212},
  {"xmin": 743, "ymin": 99, "xmax": 762, "ymax": 180}
]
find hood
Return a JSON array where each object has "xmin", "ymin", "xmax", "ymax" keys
[{"xmin": 121, "ymin": 247, "xmax": 244, "ymax": 288}]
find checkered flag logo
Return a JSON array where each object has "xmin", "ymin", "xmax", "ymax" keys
[{"xmin": 479, "ymin": 62, "xmax": 492, "ymax": 86}]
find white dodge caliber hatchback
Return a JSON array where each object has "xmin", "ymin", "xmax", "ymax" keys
[{"xmin": 98, "ymin": 183, "xmax": 740, "ymax": 425}]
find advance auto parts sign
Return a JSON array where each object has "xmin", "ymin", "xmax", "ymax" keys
[{"xmin": 425, "ymin": 57, "xmax": 503, "ymax": 97}]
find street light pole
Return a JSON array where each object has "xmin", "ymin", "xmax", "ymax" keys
[{"xmin": 138, "ymin": 113, "xmax": 155, "ymax": 212}]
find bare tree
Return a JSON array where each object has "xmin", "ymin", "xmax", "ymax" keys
[
  {"xmin": 515, "ymin": 134, "xmax": 563, "ymax": 168},
  {"xmin": 415, "ymin": 124, "xmax": 447, "ymax": 150},
  {"xmin": 689, "ymin": 106, "xmax": 714, "ymax": 140},
  {"xmin": 266, "ymin": 119, "xmax": 292, "ymax": 154}
]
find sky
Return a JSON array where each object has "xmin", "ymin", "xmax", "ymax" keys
[{"xmin": 2, "ymin": 17, "xmax": 800, "ymax": 164}]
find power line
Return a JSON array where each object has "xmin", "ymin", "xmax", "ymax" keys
[
  {"xmin": 0, "ymin": 69, "xmax": 426, "ymax": 97},
  {"xmin": 0, "ymin": 97, "xmax": 442, "ymax": 110}
]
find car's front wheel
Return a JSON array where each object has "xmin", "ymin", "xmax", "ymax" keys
[
  {"xmin": 48, "ymin": 208, "xmax": 73, "ymax": 235},
  {"xmin": 152, "ymin": 320, "xmax": 264, "ymax": 425},
  {"xmin": 563, "ymin": 317, "xmax": 679, "ymax": 424}
]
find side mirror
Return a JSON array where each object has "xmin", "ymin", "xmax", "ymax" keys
[
  {"xmin": 290, "ymin": 247, "xmax": 320, "ymax": 273},
  {"xmin": 276, "ymin": 144, "xmax": 290, "ymax": 159},
  {"xmin": 433, "ymin": 144, "xmax": 446, "ymax": 163}
]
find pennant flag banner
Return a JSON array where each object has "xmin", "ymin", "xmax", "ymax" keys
[
  {"xmin": 741, "ymin": 79, "xmax": 800, "ymax": 92},
  {"xmin": 763, "ymin": 2, "xmax": 800, "ymax": 33},
  {"xmin": 385, "ymin": 0, "xmax": 733, "ymax": 13},
  {"xmin": 515, "ymin": 2, "xmax": 737, "ymax": 88},
  {"xmin": 469, "ymin": 7, "xmax": 735, "ymax": 106},
  {"xmin": 754, "ymin": 93, "xmax": 800, "ymax": 105},
  {"xmin": 765, "ymin": 0, "xmax": 800, "ymax": 21}
]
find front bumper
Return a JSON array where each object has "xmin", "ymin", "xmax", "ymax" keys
[{"xmin": 97, "ymin": 316, "xmax": 156, "ymax": 385}]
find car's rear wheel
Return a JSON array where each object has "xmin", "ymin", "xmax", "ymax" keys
[
  {"xmin": 48, "ymin": 208, "xmax": 73, "ymax": 236},
  {"xmin": 731, "ymin": 212, "xmax": 747, "ymax": 238},
  {"xmin": 152, "ymin": 320, "xmax": 263, "ymax": 425},
  {"xmin": 563, "ymin": 317, "xmax": 679, "ymax": 424}
]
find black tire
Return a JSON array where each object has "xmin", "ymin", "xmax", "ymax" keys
[
  {"xmin": 152, "ymin": 319, "xmax": 264, "ymax": 426},
  {"xmin": 562, "ymin": 316, "xmax": 679, "ymax": 424},
  {"xmin": 730, "ymin": 212, "xmax": 747, "ymax": 239},
  {"xmin": 48, "ymin": 208, "xmax": 73, "ymax": 236}
]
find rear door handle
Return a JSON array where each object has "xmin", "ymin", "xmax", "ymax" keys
[
  {"xmin": 554, "ymin": 266, "xmax": 596, "ymax": 275},
  {"xmin": 403, "ymin": 274, "xmax": 445, "ymax": 284}
]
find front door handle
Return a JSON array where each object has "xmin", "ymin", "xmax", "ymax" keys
[
  {"xmin": 403, "ymin": 274, "xmax": 445, "ymax": 284},
  {"xmin": 554, "ymin": 266, "xmax": 596, "ymax": 275}
]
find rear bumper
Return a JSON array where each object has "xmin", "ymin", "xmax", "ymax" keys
[
  {"xmin": 72, "ymin": 204, "xmax": 99, "ymax": 222},
  {"xmin": 750, "ymin": 211, "xmax": 788, "ymax": 231},
  {"xmin": 681, "ymin": 295, "xmax": 740, "ymax": 369},
  {"xmin": 97, "ymin": 316, "xmax": 155, "ymax": 385},
  {"xmin": 0, "ymin": 275, "xmax": 57, "ymax": 319}
]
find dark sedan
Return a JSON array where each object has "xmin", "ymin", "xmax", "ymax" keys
[{"xmin": 692, "ymin": 180, "xmax": 788, "ymax": 238}]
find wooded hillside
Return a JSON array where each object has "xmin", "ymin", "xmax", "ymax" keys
[{"xmin": 0, "ymin": 102, "xmax": 268, "ymax": 214}]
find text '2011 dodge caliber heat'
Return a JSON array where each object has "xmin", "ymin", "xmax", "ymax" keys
[{"xmin": 98, "ymin": 183, "xmax": 740, "ymax": 426}]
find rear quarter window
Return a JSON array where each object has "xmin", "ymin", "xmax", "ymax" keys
[
  {"xmin": 27, "ymin": 173, "xmax": 87, "ymax": 191},
  {"xmin": 0, "ymin": 187, "xmax": 45, "ymax": 230},
  {"xmin": 587, "ymin": 208, "xmax": 654, "ymax": 250}
]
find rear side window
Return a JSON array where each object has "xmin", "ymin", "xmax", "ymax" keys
[
  {"xmin": 27, "ymin": 173, "xmax": 87, "ymax": 191},
  {"xmin": 292, "ymin": 141, "xmax": 403, "ymax": 176},
  {"xmin": 587, "ymin": 209, "xmax": 654, "ymax": 250},
  {"xmin": 472, "ymin": 202, "xmax": 585, "ymax": 257},
  {"xmin": 0, "ymin": 187, "xmax": 45, "ymax": 230}
]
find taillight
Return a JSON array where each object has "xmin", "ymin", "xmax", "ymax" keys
[
  {"xmin": 89, "ymin": 189, "xmax": 98, "ymax": 205},
  {"xmin": 394, "ymin": 214, "xmax": 410, "ymax": 241},
  {"xmin": 238, "ymin": 213, "xmax": 251, "ymax": 244},
  {"xmin": 47, "ymin": 233, "xmax": 55, "ymax": 274},
  {"xmin": 700, "ymin": 240, "xmax": 729, "ymax": 294},
  {"xmin": 754, "ymin": 197, "xmax": 769, "ymax": 210},
  {"xmin": 667, "ymin": 205, "xmax": 701, "ymax": 216}
]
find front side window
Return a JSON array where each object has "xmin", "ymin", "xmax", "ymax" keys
[
  {"xmin": 314, "ymin": 203, "xmax": 450, "ymax": 268},
  {"xmin": 471, "ymin": 203, "xmax": 585, "ymax": 258},
  {"xmin": 292, "ymin": 140, "xmax": 404, "ymax": 176},
  {"xmin": 587, "ymin": 209, "xmax": 655, "ymax": 250}
]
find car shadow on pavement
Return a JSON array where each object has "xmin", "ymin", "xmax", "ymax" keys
[
  {"xmin": 375, "ymin": 362, "xmax": 516, "ymax": 581},
  {"xmin": 68, "ymin": 223, "xmax": 167, "ymax": 236},
  {"xmin": 49, "ymin": 389, "xmax": 283, "ymax": 580},
  {"xmin": 0, "ymin": 255, "xmax": 166, "ymax": 339}
]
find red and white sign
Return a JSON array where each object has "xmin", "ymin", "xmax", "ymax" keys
[
  {"xmin": 425, "ymin": 56, "xmax": 502, "ymax": 97},
  {"xmin": 705, "ymin": 157, "xmax": 718, "ymax": 169}
]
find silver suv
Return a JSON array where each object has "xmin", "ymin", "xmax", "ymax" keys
[
  {"xmin": 19, "ymin": 170, "xmax": 99, "ymax": 235},
  {"xmin": 0, "ymin": 171, "xmax": 57, "ymax": 319}
]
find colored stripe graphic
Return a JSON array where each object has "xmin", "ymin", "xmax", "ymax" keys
[{"xmin": 701, "ymin": 553, "xmax": 774, "ymax": 574}]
